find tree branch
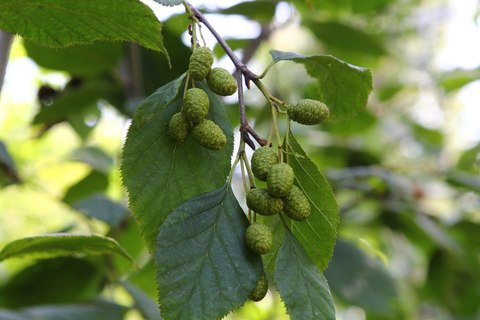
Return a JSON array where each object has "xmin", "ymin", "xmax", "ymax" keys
[{"xmin": 0, "ymin": 31, "xmax": 13, "ymax": 95}]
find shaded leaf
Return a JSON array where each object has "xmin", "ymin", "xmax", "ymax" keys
[
  {"xmin": 73, "ymin": 194, "xmax": 129, "ymax": 228},
  {"xmin": 0, "ymin": 140, "xmax": 20, "ymax": 187},
  {"xmin": 217, "ymin": 1, "xmax": 277, "ymax": 22},
  {"xmin": 325, "ymin": 240, "xmax": 398, "ymax": 317},
  {"xmin": 71, "ymin": 146, "xmax": 113, "ymax": 175},
  {"xmin": 156, "ymin": 185, "xmax": 263, "ymax": 320},
  {"xmin": 63, "ymin": 170, "xmax": 109, "ymax": 205},
  {"xmin": 0, "ymin": 0, "xmax": 168, "ymax": 57},
  {"xmin": 284, "ymin": 132, "xmax": 340, "ymax": 271},
  {"xmin": 305, "ymin": 20, "xmax": 386, "ymax": 56},
  {"xmin": 275, "ymin": 230, "xmax": 335, "ymax": 320},
  {"xmin": 123, "ymin": 282, "xmax": 163, "ymax": 320},
  {"xmin": 446, "ymin": 170, "xmax": 480, "ymax": 194},
  {"xmin": 0, "ymin": 233, "xmax": 134, "ymax": 264},
  {"xmin": 121, "ymin": 76, "xmax": 234, "ymax": 251},
  {"xmin": 19, "ymin": 301, "xmax": 127, "ymax": 320},
  {"xmin": 24, "ymin": 41, "xmax": 124, "ymax": 75},
  {"xmin": 0, "ymin": 257, "xmax": 105, "ymax": 308},
  {"xmin": 270, "ymin": 50, "xmax": 372, "ymax": 121}
]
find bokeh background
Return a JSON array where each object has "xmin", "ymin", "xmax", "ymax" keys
[{"xmin": 1, "ymin": 0, "xmax": 480, "ymax": 319}]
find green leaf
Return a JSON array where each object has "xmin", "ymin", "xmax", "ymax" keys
[
  {"xmin": 446, "ymin": 170, "xmax": 480, "ymax": 194},
  {"xmin": 123, "ymin": 282, "xmax": 163, "ymax": 320},
  {"xmin": 270, "ymin": 50, "xmax": 373, "ymax": 121},
  {"xmin": 154, "ymin": 0, "xmax": 183, "ymax": 6},
  {"xmin": 0, "ymin": 233, "xmax": 134, "ymax": 264},
  {"xmin": 156, "ymin": 185, "xmax": 263, "ymax": 320},
  {"xmin": 24, "ymin": 41, "xmax": 124, "ymax": 75},
  {"xmin": 71, "ymin": 146, "xmax": 113, "ymax": 175},
  {"xmin": 63, "ymin": 170, "xmax": 109, "ymax": 205},
  {"xmin": 19, "ymin": 301, "xmax": 128, "ymax": 320},
  {"xmin": 275, "ymin": 230, "xmax": 335, "ymax": 320},
  {"xmin": 216, "ymin": 1, "xmax": 277, "ymax": 22},
  {"xmin": 304, "ymin": 20, "xmax": 386, "ymax": 56},
  {"xmin": 33, "ymin": 78, "xmax": 121, "ymax": 125},
  {"xmin": 0, "ymin": 257, "xmax": 105, "ymax": 308},
  {"xmin": 285, "ymin": 132, "xmax": 340, "ymax": 271},
  {"xmin": 121, "ymin": 76, "xmax": 234, "ymax": 251},
  {"xmin": 73, "ymin": 194, "xmax": 130, "ymax": 228},
  {"xmin": 325, "ymin": 240, "xmax": 398, "ymax": 317},
  {"xmin": 0, "ymin": 0, "xmax": 168, "ymax": 58}
]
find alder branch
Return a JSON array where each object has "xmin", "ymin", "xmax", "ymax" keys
[
  {"xmin": 0, "ymin": 31, "xmax": 13, "ymax": 95},
  {"xmin": 185, "ymin": 2, "xmax": 269, "ymax": 148}
]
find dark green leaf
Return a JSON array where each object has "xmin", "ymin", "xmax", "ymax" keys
[
  {"xmin": 71, "ymin": 146, "xmax": 113, "ymax": 175},
  {"xmin": 275, "ymin": 230, "xmax": 335, "ymax": 320},
  {"xmin": 305, "ymin": 20, "xmax": 386, "ymax": 56},
  {"xmin": 19, "ymin": 301, "xmax": 128, "ymax": 320},
  {"xmin": 0, "ymin": 257, "xmax": 105, "ymax": 308},
  {"xmin": 73, "ymin": 194, "xmax": 129, "ymax": 228},
  {"xmin": 270, "ymin": 50, "xmax": 372, "ymax": 121},
  {"xmin": 325, "ymin": 240, "xmax": 398, "ymax": 317},
  {"xmin": 0, "ymin": 0, "xmax": 168, "ymax": 57},
  {"xmin": 63, "ymin": 170, "xmax": 109, "ymax": 205},
  {"xmin": 24, "ymin": 41, "xmax": 124, "ymax": 75},
  {"xmin": 285, "ymin": 132, "xmax": 339, "ymax": 271},
  {"xmin": 156, "ymin": 185, "xmax": 263, "ymax": 320},
  {"xmin": 123, "ymin": 282, "xmax": 163, "ymax": 320},
  {"xmin": 121, "ymin": 76, "xmax": 234, "ymax": 251},
  {"xmin": 0, "ymin": 233, "xmax": 134, "ymax": 263}
]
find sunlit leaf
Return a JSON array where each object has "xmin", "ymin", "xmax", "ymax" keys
[
  {"xmin": 0, "ymin": 233, "xmax": 134, "ymax": 263},
  {"xmin": 0, "ymin": 0, "xmax": 168, "ymax": 58}
]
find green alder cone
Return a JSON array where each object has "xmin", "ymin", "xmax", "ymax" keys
[
  {"xmin": 167, "ymin": 112, "xmax": 190, "ymax": 143},
  {"xmin": 192, "ymin": 119, "xmax": 227, "ymax": 150},
  {"xmin": 245, "ymin": 223, "xmax": 273, "ymax": 255},
  {"xmin": 249, "ymin": 273, "xmax": 268, "ymax": 302},
  {"xmin": 189, "ymin": 46, "xmax": 214, "ymax": 80},
  {"xmin": 183, "ymin": 88, "xmax": 210, "ymax": 123},
  {"xmin": 246, "ymin": 188, "xmax": 283, "ymax": 216},
  {"xmin": 283, "ymin": 185, "xmax": 311, "ymax": 221},
  {"xmin": 251, "ymin": 147, "xmax": 278, "ymax": 181},
  {"xmin": 207, "ymin": 67, "xmax": 237, "ymax": 96},
  {"xmin": 287, "ymin": 99, "xmax": 330, "ymax": 125},
  {"xmin": 267, "ymin": 162, "xmax": 295, "ymax": 198}
]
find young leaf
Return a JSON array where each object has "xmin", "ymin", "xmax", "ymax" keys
[
  {"xmin": 156, "ymin": 185, "xmax": 263, "ymax": 320},
  {"xmin": 275, "ymin": 230, "xmax": 335, "ymax": 320},
  {"xmin": 121, "ymin": 76, "xmax": 234, "ymax": 251},
  {"xmin": 0, "ymin": 233, "xmax": 134, "ymax": 264},
  {"xmin": 0, "ymin": 0, "xmax": 168, "ymax": 58},
  {"xmin": 270, "ymin": 50, "xmax": 372, "ymax": 121},
  {"xmin": 285, "ymin": 132, "xmax": 340, "ymax": 271}
]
